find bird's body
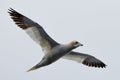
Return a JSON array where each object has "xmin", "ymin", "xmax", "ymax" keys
[
  {"xmin": 27, "ymin": 43, "xmax": 80, "ymax": 71},
  {"xmin": 8, "ymin": 8, "xmax": 106, "ymax": 72}
]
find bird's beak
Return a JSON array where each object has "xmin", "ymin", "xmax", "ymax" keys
[
  {"xmin": 74, "ymin": 43, "xmax": 83, "ymax": 47},
  {"xmin": 79, "ymin": 43, "xmax": 83, "ymax": 46}
]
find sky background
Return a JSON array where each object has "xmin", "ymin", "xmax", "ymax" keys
[{"xmin": 0, "ymin": 0, "xmax": 120, "ymax": 80}]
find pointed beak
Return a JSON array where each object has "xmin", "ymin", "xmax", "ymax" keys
[
  {"xmin": 79, "ymin": 43, "xmax": 83, "ymax": 46},
  {"xmin": 74, "ymin": 43, "xmax": 83, "ymax": 47}
]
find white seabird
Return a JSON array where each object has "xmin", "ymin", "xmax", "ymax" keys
[{"xmin": 8, "ymin": 8, "xmax": 106, "ymax": 72}]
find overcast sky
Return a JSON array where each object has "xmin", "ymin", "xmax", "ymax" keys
[{"xmin": 0, "ymin": 0, "xmax": 120, "ymax": 80}]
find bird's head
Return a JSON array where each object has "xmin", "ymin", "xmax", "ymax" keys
[{"xmin": 69, "ymin": 40, "xmax": 83, "ymax": 49}]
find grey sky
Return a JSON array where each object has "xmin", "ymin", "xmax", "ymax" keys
[{"xmin": 0, "ymin": 0, "xmax": 120, "ymax": 80}]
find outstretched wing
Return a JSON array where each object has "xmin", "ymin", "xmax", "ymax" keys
[
  {"xmin": 63, "ymin": 51, "xmax": 106, "ymax": 68},
  {"xmin": 8, "ymin": 8, "xmax": 59, "ymax": 54}
]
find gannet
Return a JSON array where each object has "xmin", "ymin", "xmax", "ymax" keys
[{"xmin": 8, "ymin": 8, "xmax": 106, "ymax": 72}]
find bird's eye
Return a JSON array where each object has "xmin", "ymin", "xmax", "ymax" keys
[{"xmin": 75, "ymin": 41, "xmax": 78, "ymax": 44}]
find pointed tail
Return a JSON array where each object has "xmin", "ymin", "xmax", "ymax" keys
[
  {"xmin": 27, "ymin": 62, "xmax": 43, "ymax": 72},
  {"xmin": 27, "ymin": 65, "xmax": 38, "ymax": 72}
]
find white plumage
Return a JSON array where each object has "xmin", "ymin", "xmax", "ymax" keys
[{"xmin": 8, "ymin": 8, "xmax": 106, "ymax": 72}]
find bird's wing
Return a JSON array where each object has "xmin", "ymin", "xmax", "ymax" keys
[
  {"xmin": 63, "ymin": 51, "xmax": 106, "ymax": 68},
  {"xmin": 8, "ymin": 8, "xmax": 59, "ymax": 54}
]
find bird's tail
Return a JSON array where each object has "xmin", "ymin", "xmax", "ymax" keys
[
  {"xmin": 27, "ymin": 57, "xmax": 51, "ymax": 72},
  {"xmin": 27, "ymin": 65, "xmax": 38, "ymax": 72},
  {"xmin": 27, "ymin": 62, "xmax": 43, "ymax": 72}
]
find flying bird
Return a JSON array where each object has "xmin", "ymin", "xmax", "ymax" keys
[{"xmin": 8, "ymin": 8, "xmax": 106, "ymax": 72}]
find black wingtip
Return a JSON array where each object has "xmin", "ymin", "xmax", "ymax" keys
[
  {"xmin": 8, "ymin": 8, "xmax": 20, "ymax": 16},
  {"xmin": 8, "ymin": 8, "xmax": 16, "ymax": 14},
  {"xmin": 82, "ymin": 60, "xmax": 106, "ymax": 68},
  {"xmin": 82, "ymin": 57, "xmax": 107, "ymax": 68},
  {"xmin": 8, "ymin": 8, "xmax": 29, "ymax": 29}
]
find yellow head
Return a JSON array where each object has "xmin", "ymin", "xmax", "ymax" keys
[{"xmin": 69, "ymin": 40, "xmax": 83, "ymax": 49}]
